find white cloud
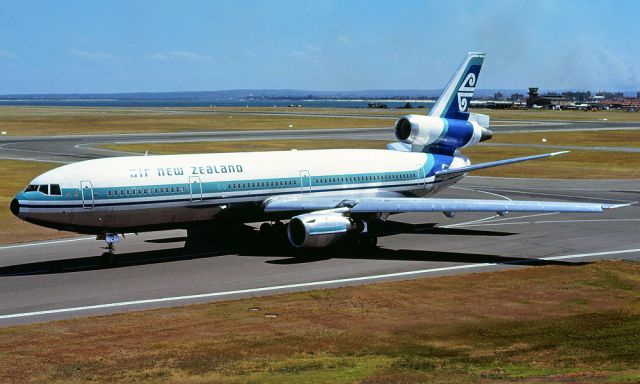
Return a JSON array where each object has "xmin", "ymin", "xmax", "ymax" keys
[
  {"xmin": 148, "ymin": 50, "xmax": 215, "ymax": 63},
  {"xmin": 0, "ymin": 50, "xmax": 18, "ymax": 60},
  {"xmin": 67, "ymin": 48, "xmax": 122, "ymax": 63}
]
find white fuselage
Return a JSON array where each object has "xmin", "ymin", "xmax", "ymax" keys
[{"xmin": 13, "ymin": 148, "xmax": 467, "ymax": 234}]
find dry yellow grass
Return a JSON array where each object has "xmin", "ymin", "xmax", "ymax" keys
[
  {"xmin": 0, "ymin": 106, "xmax": 391, "ymax": 136},
  {"xmin": 101, "ymin": 139, "xmax": 388, "ymax": 154},
  {"xmin": 477, "ymin": 108, "xmax": 640, "ymax": 122},
  {"xmin": 492, "ymin": 129, "xmax": 640, "ymax": 147},
  {"xmin": 187, "ymin": 106, "xmax": 640, "ymax": 122},
  {"xmin": 1, "ymin": 260, "xmax": 638, "ymax": 383},
  {"xmin": 2, "ymin": 106, "xmax": 639, "ymax": 137},
  {"xmin": 465, "ymin": 146, "xmax": 640, "ymax": 179}
]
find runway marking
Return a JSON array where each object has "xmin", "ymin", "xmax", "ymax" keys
[
  {"xmin": 460, "ymin": 218, "xmax": 640, "ymax": 227},
  {"xmin": 442, "ymin": 212, "xmax": 559, "ymax": 229},
  {"xmin": 2, "ymin": 248, "xmax": 640, "ymax": 321},
  {"xmin": 0, "ymin": 156, "xmax": 69, "ymax": 164},
  {"xmin": 467, "ymin": 187, "xmax": 638, "ymax": 204},
  {"xmin": 441, "ymin": 186, "xmax": 512, "ymax": 228},
  {"xmin": 451, "ymin": 186, "xmax": 512, "ymax": 201},
  {"xmin": 0, "ymin": 237, "xmax": 94, "ymax": 251},
  {"xmin": 0, "ymin": 142, "xmax": 86, "ymax": 158}
]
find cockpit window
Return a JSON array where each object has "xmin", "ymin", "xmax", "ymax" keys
[
  {"xmin": 25, "ymin": 184, "xmax": 61, "ymax": 195},
  {"xmin": 50, "ymin": 184, "xmax": 61, "ymax": 196}
]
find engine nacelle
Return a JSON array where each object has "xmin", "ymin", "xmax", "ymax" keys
[
  {"xmin": 287, "ymin": 212, "xmax": 360, "ymax": 248},
  {"xmin": 394, "ymin": 114, "xmax": 492, "ymax": 151}
]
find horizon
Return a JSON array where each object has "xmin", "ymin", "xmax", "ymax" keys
[
  {"xmin": 1, "ymin": 88, "xmax": 636, "ymax": 99},
  {"xmin": 1, "ymin": 1, "xmax": 639, "ymax": 94}
]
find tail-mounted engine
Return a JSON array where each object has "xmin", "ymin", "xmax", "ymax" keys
[{"xmin": 394, "ymin": 114, "xmax": 492, "ymax": 153}]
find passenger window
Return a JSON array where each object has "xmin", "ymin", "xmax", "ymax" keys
[
  {"xmin": 38, "ymin": 185, "xmax": 49, "ymax": 194},
  {"xmin": 50, "ymin": 184, "xmax": 62, "ymax": 195}
]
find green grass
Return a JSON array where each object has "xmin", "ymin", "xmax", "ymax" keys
[{"xmin": 1, "ymin": 260, "xmax": 639, "ymax": 383}]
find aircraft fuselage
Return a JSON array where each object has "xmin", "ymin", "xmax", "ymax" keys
[{"xmin": 11, "ymin": 148, "xmax": 468, "ymax": 234}]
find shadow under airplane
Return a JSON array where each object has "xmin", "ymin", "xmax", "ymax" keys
[{"xmin": 0, "ymin": 222, "xmax": 587, "ymax": 276}]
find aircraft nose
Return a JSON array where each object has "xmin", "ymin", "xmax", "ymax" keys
[{"xmin": 10, "ymin": 198, "xmax": 20, "ymax": 217}]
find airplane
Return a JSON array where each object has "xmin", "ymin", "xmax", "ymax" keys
[{"xmin": 10, "ymin": 52, "xmax": 624, "ymax": 260}]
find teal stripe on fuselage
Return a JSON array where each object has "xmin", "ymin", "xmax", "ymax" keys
[{"xmin": 19, "ymin": 155, "xmax": 455, "ymax": 206}]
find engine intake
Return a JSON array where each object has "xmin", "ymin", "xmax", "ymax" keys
[
  {"xmin": 287, "ymin": 212, "xmax": 359, "ymax": 248},
  {"xmin": 394, "ymin": 114, "xmax": 492, "ymax": 151}
]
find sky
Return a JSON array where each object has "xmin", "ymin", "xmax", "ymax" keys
[{"xmin": 1, "ymin": 0, "xmax": 639, "ymax": 94}]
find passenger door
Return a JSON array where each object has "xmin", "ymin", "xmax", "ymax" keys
[
  {"xmin": 189, "ymin": 176, "xmax": 203, "ymax": 202},
  {"xmin": 416, "ymin": 164, "xmax": 426, "ymax": 188},
  {"xmin": 299, "ymin": 170, "xmax": 311, "ymax": 194},
  {"xmin": 80, "ymin": 180, "xmax": 94, "ymax": 208}
]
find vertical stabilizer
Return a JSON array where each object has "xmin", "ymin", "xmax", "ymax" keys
[{"xmin": 428, "ymin": 52, "xmax": 485, "ymax": 121}]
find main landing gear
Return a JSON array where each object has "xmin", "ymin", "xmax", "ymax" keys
[
  {"xmin": 355, "ymin": 234, "xmax": 378, "ymax": 249},
  {"xmin": 260, "ymin": 221, "xmax": 287, "ymax": 244},
  {"xmin": 98, "ymin": 233, "xmax": 121, "ymax": 264}
]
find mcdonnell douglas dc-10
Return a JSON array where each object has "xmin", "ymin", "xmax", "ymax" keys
[{"xmin": 10, "ymin": 53, "xmax": 624, "ymax": 258}]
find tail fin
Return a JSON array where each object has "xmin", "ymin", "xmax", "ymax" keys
[{"xmin": 428, "ymin": 52, "xmax": 485, "ymax": 121}]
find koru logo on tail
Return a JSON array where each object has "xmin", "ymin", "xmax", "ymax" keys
[{"xmin": 457, "ymin": 72, "xmax": 476, "ymax": 112}]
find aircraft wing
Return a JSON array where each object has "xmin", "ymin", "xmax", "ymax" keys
[{"xmin": 263, "ymin": 195, "xmax": 623, "ymax": 215}]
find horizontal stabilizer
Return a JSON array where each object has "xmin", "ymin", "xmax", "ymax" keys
[{"xmin": 436, "ymin": 151, "xmax": 569, "ymax": 177}]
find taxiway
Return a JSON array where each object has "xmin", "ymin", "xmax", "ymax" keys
[{"xmin": 0, "ymin": 177, "xmax": 638, "ymax": 326}]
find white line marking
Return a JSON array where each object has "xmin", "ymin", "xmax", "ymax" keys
[
  {"xmin": 2, "ymin": 247, "xmax": 639, "ymax": 320},
  {"xmin": 446, "ymin": 212, "xmax": 560, "ymax": 228},
  {"xmin": 442, "ymin": 186, "xmax": 511, "ymax": 228},
  {"xmin": 451, "ymin": 186, "xmax": 512, "ymax": 201},
  {"xmin": 467, "ymin": 187, "xmax": 638, "ymax": 204},
  {"xmin": 440, "ymin": 215, "xmax": 498, "ymax": 228},
  {"xmin": 0, "ymin": 156, "xmax": 69, "ymax": 164},
  {"xmin": 460, "ymin": 218, "xmax": 640, "ymax": 227},
  {"xmin": 0, "ymin": 237, "xmax": 94, "ymax": 250}
]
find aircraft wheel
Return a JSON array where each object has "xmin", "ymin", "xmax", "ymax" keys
[
  {"xmin": 260, "ymin": 222, "xmax": 272, "ymax": 237},
  {"xmin": 273, "ymin": 221, "xmax": 286, "ymax": 236},
  {"xmin": 358, "ymin": 235, "xmax": 378, "ymax": 249}
]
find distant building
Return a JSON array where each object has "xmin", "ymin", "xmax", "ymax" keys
[
  {"xmin": 637, "ymin": 91, "xmax": 640, "ymax": 99},
  {"xmin": 527, "ymin": 87, "xmax": 554, "ymax": 107}
]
